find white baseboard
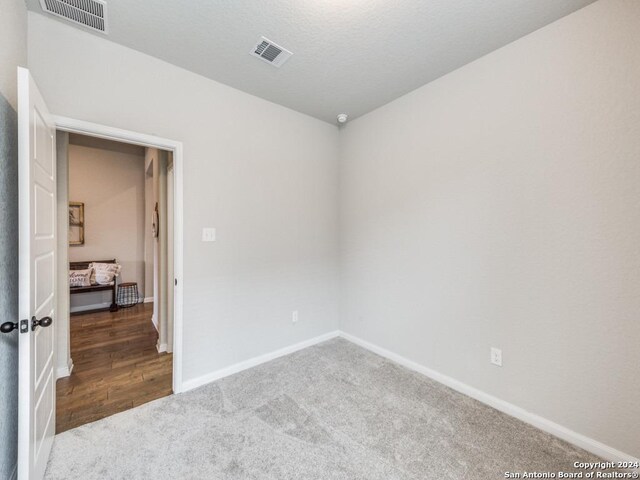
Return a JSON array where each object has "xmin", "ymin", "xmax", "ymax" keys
[
  {"xmin": 181, "ymin": 331, "xmax": 340, "ymax": 392},
  {"xmin": 71, "ymin": 299, "xmax": 150, "ymax": 313},
  {"xmin": 9, "ymin": 462, "xmax": 16, "ymax": 480},
  {"xmin": 157, "ymin": 342, "xmax": 168, "ymax": 353},
  {"xmin": 338, "ymin": 331, "xmax": 639, "ymax": 466},
  {"xmin": 70, "ymin": 302, "xmax": 111, "ymax": 313},
  {"xmin": 55, "ymin": 357, "xmax": 74, "ymax": 379}
]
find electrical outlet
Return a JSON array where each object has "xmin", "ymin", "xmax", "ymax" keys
[
  {"xmin": 202, "ymin": 228, "xmax": 216, "ymax": 242},
  {"xmin": 490, "ymin": 347, "xmax": 502, "ymax": 367},
  {"xmin": 292, "ymin": 311, "xmax": 299, "ymax": 324}
]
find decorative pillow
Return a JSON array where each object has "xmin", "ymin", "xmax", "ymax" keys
[
  {"xmin": 89, "ymin": 262, "xmax": 122, "ymax": 285},
  {"xmin": 69, "ymin": 269, "xmax": 92, "ymax": 288}
]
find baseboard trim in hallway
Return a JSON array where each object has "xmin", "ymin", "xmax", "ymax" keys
[
  {"xmin": 338, "ymin": 331, "xmax": 640, "ymax": 467},
  {"xmin": 55, "ymin": 358, "xmax": 74, "ymax": 380}
]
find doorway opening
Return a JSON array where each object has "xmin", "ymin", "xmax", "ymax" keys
[{"xmin": 53, "ymin": 126, "xmax": 181, "ymax": 433}]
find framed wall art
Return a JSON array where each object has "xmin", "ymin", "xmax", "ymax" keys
[{"xmin": 69, "ymin": 201, "xmax": 85, "ymax": 246}]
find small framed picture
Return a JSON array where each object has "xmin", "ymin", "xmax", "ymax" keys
[
  {"xmin": 152, "ymin": 202, "xmax": 159, "ymax": 238},
  {"xmin": 69, "ymin": 202, "xmax": 85, "ymax": 246}
]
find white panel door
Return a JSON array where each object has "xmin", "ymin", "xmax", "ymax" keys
[{"xmin": 17, "ymin": 67, "xmax": 57, "ymax": 480}]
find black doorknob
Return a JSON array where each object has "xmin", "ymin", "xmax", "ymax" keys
[
  {"xmin": 31, "ymin": 316, "xmax": 53, "ymax": 331},
  {"xmin": 0, "ymin": 322, "xmax": 18, "ymax": 334}
]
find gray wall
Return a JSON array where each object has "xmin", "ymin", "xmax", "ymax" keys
[
  {"xmin": 28, "ymin": 12, "xmax": 340, "ymax": 385},
  {"xmin": 0, "ymin": 0, "xmax": 27, "ymax": 478},
  {"xmin": 0, "ymin": 88, "xmax": 19, "ymax": 480},
  {"xmin": 339, "ymin": 0, "xmax": 640, "ymax": 459}
]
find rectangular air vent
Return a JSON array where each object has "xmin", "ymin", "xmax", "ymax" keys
[
  {"xmin": 40, "ymin": 0, "xmax": 108, "ymax": 34},
  {"xmin": 250, "ymin": 37, "xmax": 293, "ymax": 68}
]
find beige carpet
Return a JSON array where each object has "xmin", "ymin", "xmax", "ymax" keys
[{"xmin": 45, "ymin": 338, "xmax": 604, "ymax": 479}]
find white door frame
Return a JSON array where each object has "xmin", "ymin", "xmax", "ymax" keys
[{"xmin": 53, "ymin": 116, "xmax": 185, "ymax": 394}]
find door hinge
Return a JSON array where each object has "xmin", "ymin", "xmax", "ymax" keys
[{"xmin": 19, "ymin": 319, "xmax": 29, "ymax": 333}]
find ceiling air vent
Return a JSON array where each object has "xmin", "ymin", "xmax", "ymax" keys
[
  {"xmin": 250, "ymin": 37, "xmax": 293, "ymax": 68},
  {"xmin": 40, "ymin": 0, "xmax": 108, "ymax": 34}
]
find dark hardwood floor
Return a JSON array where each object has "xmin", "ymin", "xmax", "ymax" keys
[{"xmin": 56, "ymin": 303, "xmax": 173, "ymax": 433}]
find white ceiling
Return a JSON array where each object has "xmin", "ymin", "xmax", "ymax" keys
[{"xmin": 26, "ymin": 0, "xmax": 596, "ymax": 124}]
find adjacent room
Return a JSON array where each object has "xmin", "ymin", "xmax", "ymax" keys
[
  {"xmin": 0, "ymin": 0, "xmax": 638, "ymax": 479},
  {"xmin": 55, "ymin": 133, "xmax": 174, "ymax": 433}
]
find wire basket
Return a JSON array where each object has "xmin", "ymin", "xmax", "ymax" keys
[{"xmin": 117, "ymin": 282, "xmax": 140, "ymax": 308}]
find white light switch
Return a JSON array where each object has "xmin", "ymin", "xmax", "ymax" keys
[{"xmin": 202, "ymin": 228, "xmax": 216, "ymax": 242}]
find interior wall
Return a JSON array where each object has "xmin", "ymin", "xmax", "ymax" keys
[
  {"xmin": 145, "ymin": 148, "xmax": 158, "ymax": 326},
  {"xmin": 157, "ymin": 149, "xmax": 169, "ymax": 351},
  {"xmin": 167, "ymin": 155, "xmax": 175, "ymax": 353},
  {"xmin": 28, "ymin": 11, "xmax": 340, "ymax": 382},
  {"xmin": 339, "ymin": 0, "xmax": 640, "ymax": 459},
  {"xmin": 144, "ymin": 166, "xmax": 153, "ymax": 300},
  {"xmin": 67, "ymin": 136, "xmax": 146, "ymax": 311},
  {"xmin": 0, "ymin": 0, "xmax": 27, "ymax": 478},
  {"xmin": 0, "ymin": 0, "xmax": 27, "ymax": 111},
  {"xmin": 145, "ymin": 146, "xmax": 170, "ymax": 351}
]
